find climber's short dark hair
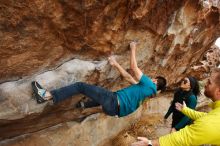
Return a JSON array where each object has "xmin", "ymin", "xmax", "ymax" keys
[{"xmin": 156, "ymin": 76, "xmax": 167, "ymax": 92}]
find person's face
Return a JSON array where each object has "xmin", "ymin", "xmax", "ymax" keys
[
  {"xmin": 152, "ymin": 78, "xmax": 157, "ymax": 84},
  {"xmin": 180, "ymin": 78, "xmax": 191, "ymax": 91},
  {"xmin": 204, "ymin": 73, "xmax": 220, "ymax": 101}
]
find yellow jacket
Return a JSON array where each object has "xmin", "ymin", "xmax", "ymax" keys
[{"xmin": 159, "ymin": 101, "xmax": 220, "ymax": 146}]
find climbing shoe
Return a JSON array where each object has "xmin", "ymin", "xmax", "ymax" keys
[
  {"xmin": 75, "ymin": 101, "xmax": 85, "ymax": 109},
  {"xmin": 31, "ymin": 81, "xmax": 47, "ymax": 104}
]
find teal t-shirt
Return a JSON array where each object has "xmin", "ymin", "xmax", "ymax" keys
[{"xmin": 116, "ymin": 74, "xmax": 157, "ymax": 117}]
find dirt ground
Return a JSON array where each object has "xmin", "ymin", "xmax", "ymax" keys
[{"xmin": 102, "ymin": 113, "xmax": 172, "ymax": 146}]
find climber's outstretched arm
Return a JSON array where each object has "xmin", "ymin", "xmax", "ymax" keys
[
  {"xmin": 108, "ymin": 56, "xmax": 137, "ymax": 84},
  {"xmin": 130, "ymin": 42, "xmax": 143, "ymax": 81}
]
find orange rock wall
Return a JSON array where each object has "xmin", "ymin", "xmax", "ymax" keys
[
  {"xmin": 1, "ymin": 0, "xmax": 218, "ymax": 83},
  {"xmin": 0, "ymin": 0, "xmax": 219, "ymax": 144}
]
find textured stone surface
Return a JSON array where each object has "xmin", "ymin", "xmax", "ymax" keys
[
  {"xmin": 0, "ymin": 0, "xmax": 219, "ymax": 83},
  {"xmin": 0, "ymin": 95, "xmax": 171, "ymax": 146},
  {"xmin": 191, "ymin": 44, "xmax": 220, "ymax": 73},
  {"xmin": 0, "ymin": 59, "xmax": 107, "ymax": 140},
  {"xmin": 0, "ymin": 0, "xmax": 219, "ymax": 145}
]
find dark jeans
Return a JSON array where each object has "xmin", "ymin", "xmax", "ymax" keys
[{"xmin": 51, "ymin": 82, "xmax": 119, "ymax": 116}]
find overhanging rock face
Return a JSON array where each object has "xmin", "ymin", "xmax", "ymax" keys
[
  {"xmin": 0, "ymin": 0, "xmax": 219, "ymax": 83},
  {"xmin": 0, "ymin": 0, "xmax": 219, "ymax": 145}
]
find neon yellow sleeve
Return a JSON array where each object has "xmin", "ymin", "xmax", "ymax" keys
[
  {"xmin": 181, "ymin": 106, "xmax": 207, "ymax": 120},
  {"xmin": 159, "ymin": 110, "xmax": 220, "ymax": 146},
  {"xmin": 159, "ymin": 121, "xmax": 209, "ymax": 146}
]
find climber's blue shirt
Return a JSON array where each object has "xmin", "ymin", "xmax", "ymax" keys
[{"xmin": 116, "ymin": 74, "xmax": 157, "ymax": 117}]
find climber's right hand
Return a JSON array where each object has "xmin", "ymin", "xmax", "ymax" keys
[{"xmin": 108, "ymin": 56, "xmax": 117, "ymax": 66}]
